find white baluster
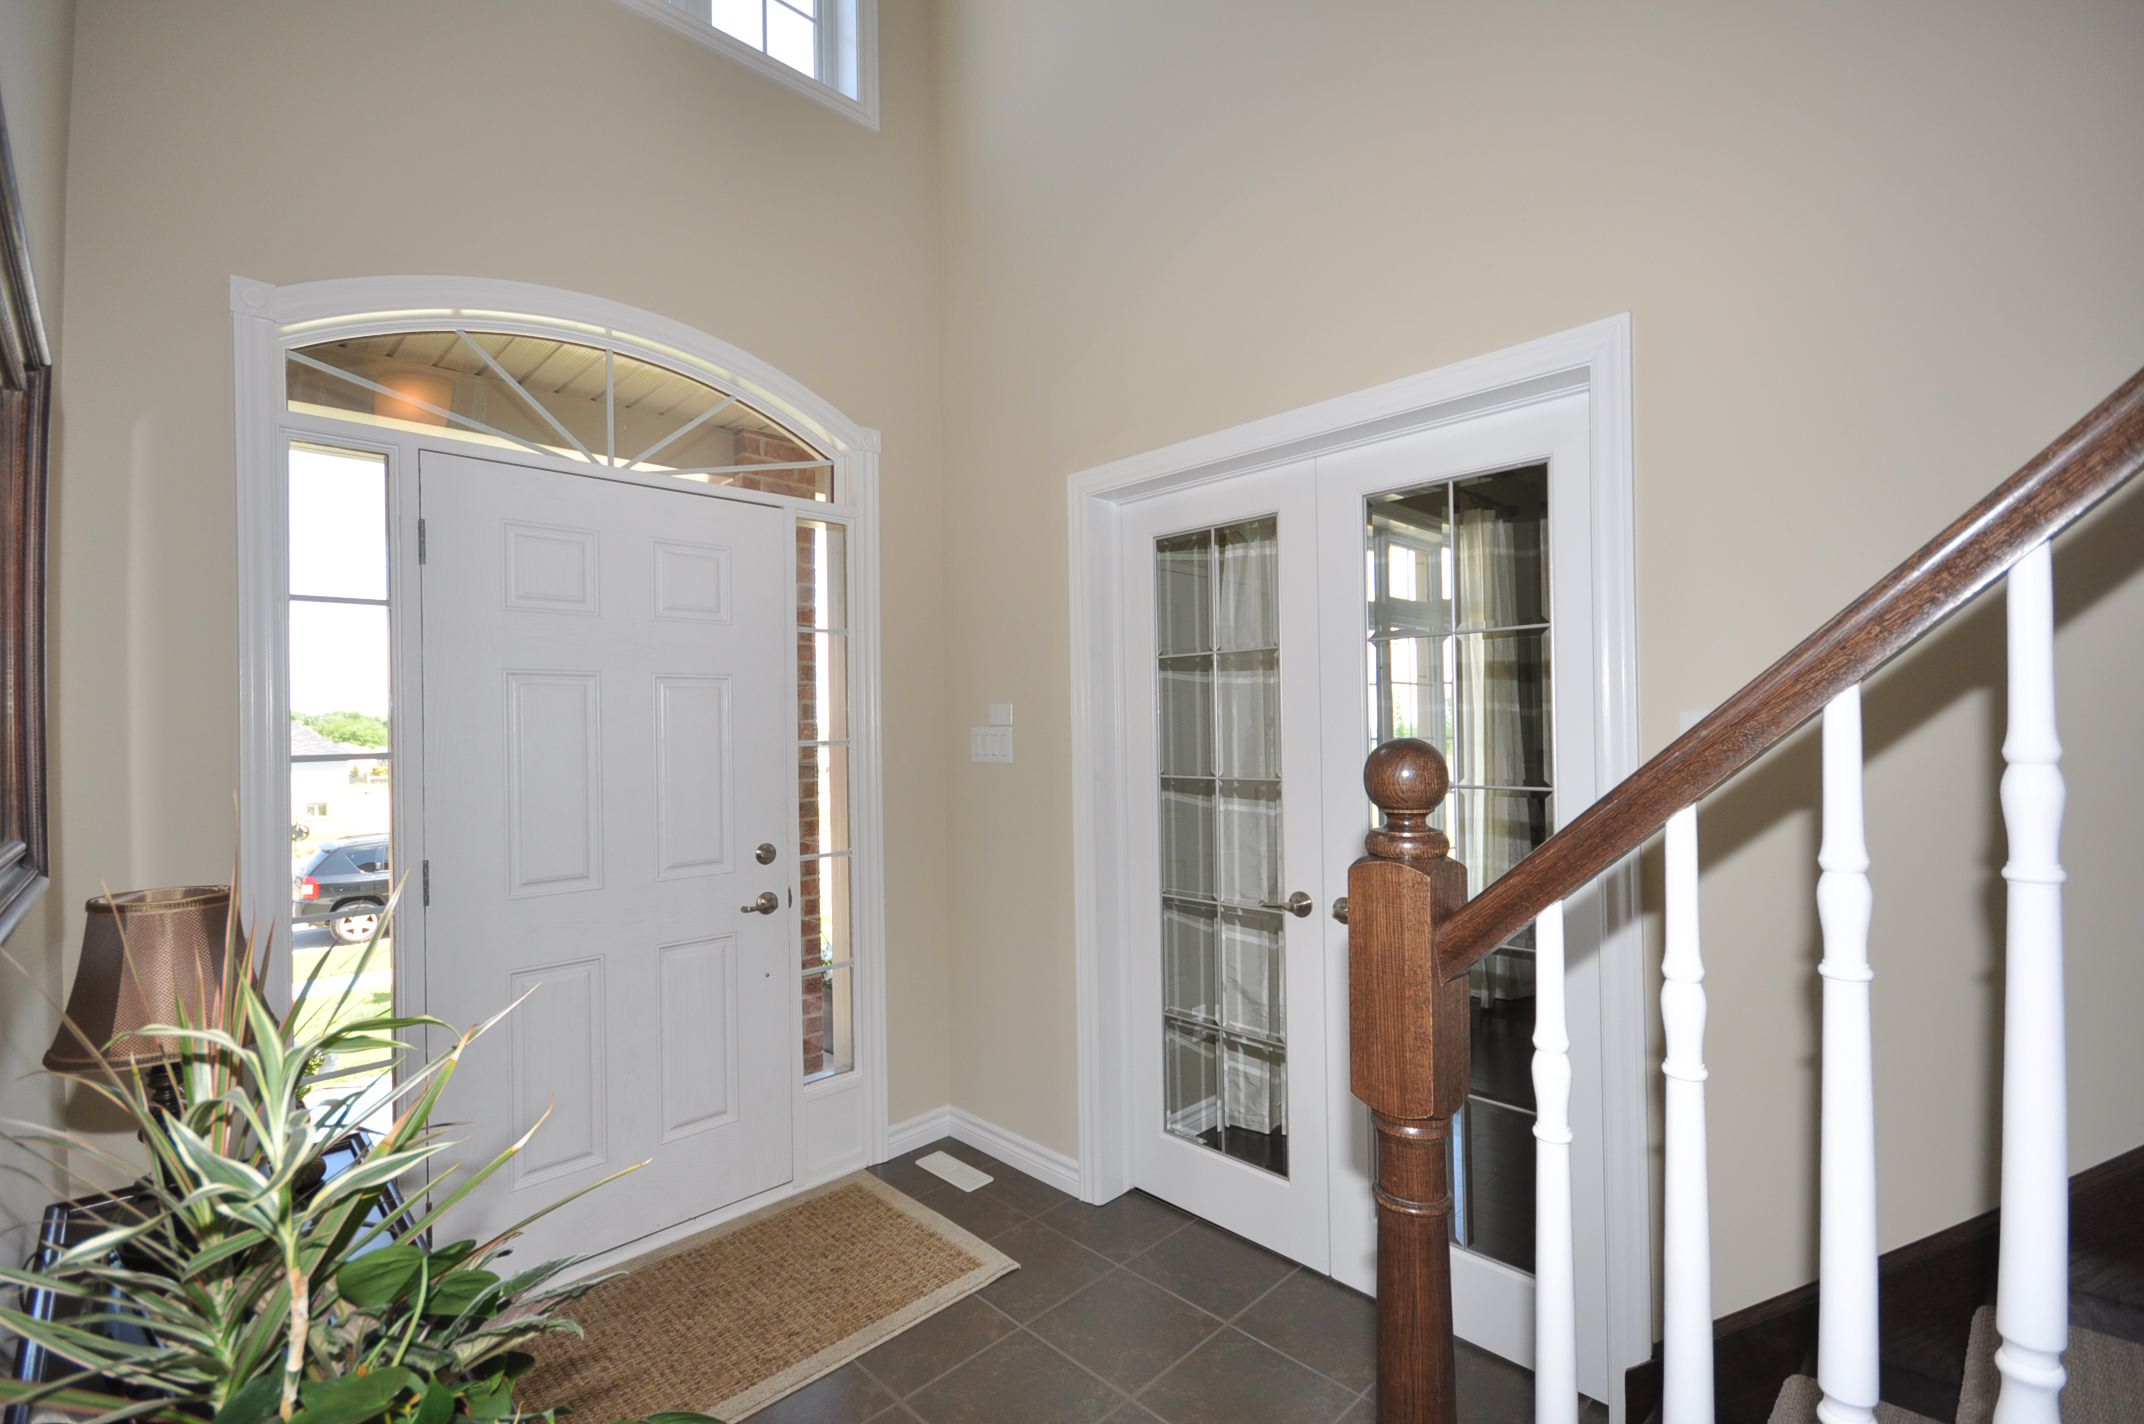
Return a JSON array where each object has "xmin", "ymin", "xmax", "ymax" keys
[
  {"xmin": 1661, "ymin": 804, "xmax": 1714, "ymax": 1424},
  {"xmin": 1993, "ymin": 541, "xmax": 2068, "ymax": 1424},
  {"xmin": 1817, "ymin": 685, "xmax": 1880, "ymax": 1424},
  {"xmin": 1533, "ymin": 899, "xmax": 1577, "ymax": 1424}
]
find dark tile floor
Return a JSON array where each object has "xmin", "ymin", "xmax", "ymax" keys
[{"xmin": 752, "ymin": 1138, "xmax": 1609, "ymax": 1424}]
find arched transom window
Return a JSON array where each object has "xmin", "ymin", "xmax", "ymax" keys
[{"xmin": 287, "ymin": 330, "xmax": 835, "ymax": 502}]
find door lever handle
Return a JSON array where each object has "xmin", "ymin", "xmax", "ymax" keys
[
  {"xmin": 1259, "ymin": 891, "xmax": 1315, "ymax": 918},
  {"xmin": 741, "ymin": 891, "xmax": 780, "ymax": 915}
]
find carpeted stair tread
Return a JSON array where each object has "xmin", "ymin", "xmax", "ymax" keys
[
  {"xmin": 2072, "ymin": 1287, "xmax": 2144, "ymax": 1349},
  {"xmin": 1765, "ymin": 1374, "xmax": 1940, "ymax": 1424},
  {"xmin": 1955, "ymin": 1303, "xmax": 2144, "ymax": 1424}
]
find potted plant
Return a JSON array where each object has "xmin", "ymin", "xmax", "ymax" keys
[{"xmin": 0, "ymin": 894, "xmax": 718, "ymax": 1424}]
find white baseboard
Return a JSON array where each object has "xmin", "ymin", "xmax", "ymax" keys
[
  {"xmin": 883, "ymin": 1104, "xmax": 1083, "ymax": 1199},
  {"xmin": 886, "ymin": 1106, "xmax": 952, "ymax": 1158},
  {"xmin": 948, "ymin": 1107, "xmax": 1083, "ymax": 1197}
]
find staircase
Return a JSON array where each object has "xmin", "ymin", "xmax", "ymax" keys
[
  {"xmin": 1768, "ymin": 1307, "xmax": 2144, "ymax": 1423},
  {"xmin": 1344, "ymin": 365, "xmax": 2144, "ymax": 1424}
]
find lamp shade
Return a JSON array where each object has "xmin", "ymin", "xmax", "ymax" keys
[{"xmin": 43, "ymin": 886, "xmax": 233, "ymax": 1072}]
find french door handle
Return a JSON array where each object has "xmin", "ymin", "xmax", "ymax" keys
[
  {"xmin": 741, "ymin": 891, "xmax": 780, "ymax": 915},
  {"xmin": 1331, "ymin": 896, "xmax": 1350, "ymax": 925},
  {"xmin": 1259, "ymin": 891, "xmax": 1315, "ymax": 918}
]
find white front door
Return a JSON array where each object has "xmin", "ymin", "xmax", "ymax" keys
[
  {"xmin": 1117, "ymin": 393, "xmax": 1613, "ymax": 1399},
  {"xmin": 420, "ymin": 448, "xmax": 796, "ymax": 1262}
]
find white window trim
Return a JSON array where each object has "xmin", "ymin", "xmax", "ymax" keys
[
  {"xmin": 1064, "ymin": 314, "xmax": 1650, "ymax": 1403},
  {"xmin": 610, "ymin": 0, "xmax": 880, "ymax": 131},
  {"xmin": 230, "ymin": 273, "xmax": 891, "ymax": 1195}
]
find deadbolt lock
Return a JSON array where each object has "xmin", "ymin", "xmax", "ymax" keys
[{"xmin": 755, "ymin": 842, "xmax": 778, "ymax": 864}]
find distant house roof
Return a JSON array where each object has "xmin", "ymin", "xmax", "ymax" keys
[{"xmin": 291, "ymin": 723, "xmax": 373, "ymax": 757}]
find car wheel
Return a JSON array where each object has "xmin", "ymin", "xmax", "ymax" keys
[{"xmin": 330, "ymin": 902, "xmax": 386, "ymax": 946}]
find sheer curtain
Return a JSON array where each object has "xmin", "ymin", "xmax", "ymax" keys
[
  {"xmin": 1217, "ymin": 521, "xmax": 1284, "ymax": 1137},
  {"xmin": 1456, "ymin": 501, "xmax": 1537, "ymax": 1004}
]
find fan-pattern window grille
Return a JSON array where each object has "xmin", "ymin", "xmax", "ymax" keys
[{"xmin": 287, "ymin": 331, "xmax": 835, "ymax": 502}]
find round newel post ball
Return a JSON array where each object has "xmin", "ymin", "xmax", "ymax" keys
[
  {"xmin": 1363, "ymin": 737, "xmax": 1449, "ymax": 815},
  {"xmin": 1361, "ymin": 738, "xmax": 1451, "ymax": 863}
]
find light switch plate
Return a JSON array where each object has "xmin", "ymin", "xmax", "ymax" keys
[{"xmin": 970, "ymin": 726, "xmax": 1014, "ymax": 764}]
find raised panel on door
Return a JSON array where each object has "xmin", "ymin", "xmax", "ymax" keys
[
  {"xmin": 654, "ymin": 675, "xmax": 735, "ymax": 879},
  {"xmin": 508, "ymin": 956, "xmax": 608, "ymax": 1186},
  {"xmin": 505, "ymin": 671, "xmax": 605, "ymax": 896},
  {"xmin": 658, "ymin": 935, "xmax": 740, "ymax": 1140},
  {"xmin": 421, "ymin": 449, "xmax": 795, "ymax": 1264}
]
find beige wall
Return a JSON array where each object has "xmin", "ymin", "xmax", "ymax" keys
[
  {"xmin": 934, "ymin": 0, "xmax": 2144, "ymax": 1314},
  {"xmin": 0, "ymin": 0, "xmax": 77, "ymax": 1265},
  {"xmin": 8, "ymin": 0, "xmax": 951, "ymax": 1236},
  {"xmin": 0, "ymin": 0, "xmax": 74, "ymax": 349}
]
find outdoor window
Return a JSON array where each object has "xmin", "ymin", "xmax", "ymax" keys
[
  {"xmin": 611, "ymin": 0, "xmax": 878, "ymax": 128},
  {"xmin": 798, "ymin": 518, "xmax": 854, "ymax": 1079},
  {"xmin": 287, "ymin": 441, "xmax": 395, "ymax": 1123}
]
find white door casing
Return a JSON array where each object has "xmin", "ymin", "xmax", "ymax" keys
[
  {"xmin": 1120, "ymin": 460, "xmax": 1330, "ymax": 1267},
  {"xmin": 420, "ymin": 449, "xmax": 795, "ymax": 1261}
]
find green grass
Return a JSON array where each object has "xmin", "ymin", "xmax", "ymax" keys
[
  {"xmin": 293, "ymin": 938, "xmax": 395, "ymax": 1079},
  {"xmin": 292, "ymin": 940, "xmax": 390, "ymax": 985}
]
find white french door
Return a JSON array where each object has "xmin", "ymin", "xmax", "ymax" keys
[
  {"xmin": 420, "ymin": 449, "xmax": 797, "ymax": 1262},
  {"xmin": 1317, "ymin": 393, "xmax": 1611, "ymax": 1394},
  {"xmin": 1119, "ymin": 394, "xmax": 1613, "ymax": 1398},
  {"xmin": 1121, "ymin": 460, "xmax": 1332, "ymax": 1267}
]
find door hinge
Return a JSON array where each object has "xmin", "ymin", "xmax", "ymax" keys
[
  {"xmin": 422, "ymin": 860, "xmax": 431, "ymax": 907},
  {"xmin": 417, "ymin": 518, "xmax": 427, "ymax": 565}
]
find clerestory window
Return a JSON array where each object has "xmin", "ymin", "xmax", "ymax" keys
[{"xmin": 612, "ymin": 0, "xmax": 878, "ymax": 128}]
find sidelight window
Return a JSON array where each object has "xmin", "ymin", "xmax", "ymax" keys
[
  {"xmin": 799, "ymin": 518, "xmax": 855, "ymax": 1079},
  {"xmin": 286, "ymin": 440, "xmax": 396, "ymax": 1124}
]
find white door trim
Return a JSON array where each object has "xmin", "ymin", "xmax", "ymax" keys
[
  {"xmin": 230, "ymin": 273, "xmax": 891, "ymax": 1187},
  {"xmin": 1065, "ymin": 315, "xmax": 1650, "ymax": 1394}
]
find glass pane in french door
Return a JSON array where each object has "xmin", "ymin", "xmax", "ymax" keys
[
  {"xmin": 1364, "ymin": 463, "xmax": 1552, "ymax": 1271},
  {"xmin": 1155, "ymin": 516, "xmax": 1290, "ymax": 1177}
]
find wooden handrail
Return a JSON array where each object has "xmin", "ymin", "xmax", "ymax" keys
[{"xmin": 1436, "ymin": 364, "xmax": 2144, "ymax": 981}]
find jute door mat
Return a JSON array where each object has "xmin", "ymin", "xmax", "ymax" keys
[{"xmin": 523, "ymin": 1171, "xmax": 1017, "ymax": 1421}]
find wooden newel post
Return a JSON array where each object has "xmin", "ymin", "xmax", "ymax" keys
[{"xmin": 1350, "ymin": 738, "xmax": 1471, "ymax": 1424}]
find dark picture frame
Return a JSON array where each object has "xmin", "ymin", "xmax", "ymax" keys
[{"xmin": 0, "ymin": 92, "xmax": 52, "ymax": 941}]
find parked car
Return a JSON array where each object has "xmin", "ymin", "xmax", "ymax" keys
[{"xmin": 293, "ymin": 836, "xmax": 391, "ymax": 945}]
